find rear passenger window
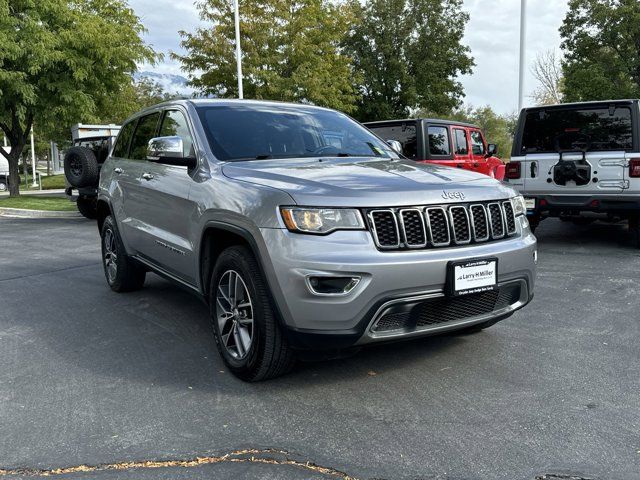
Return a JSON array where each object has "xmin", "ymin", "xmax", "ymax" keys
[
  {"xmin": 368, "ymin": 123, "xmax": 417, "ymax": 159},
  {"xmin": 428, "ymin": 126, "xmax": 451, "ymax": 156},
  {"xmin": 129, "ymin": 113, "xmax": 160, "ymax": 160},
  {"xmin": 159, "ymin": 110, "xmax": 195, "ymax": 157},
  {"xmin": 470, "ymin": 131, "xmax": 485, "ymax": 155},
  {"xmin": 112, "ymin": 121, "xmax": 135, "ymax": 159},
  {"xmin": 454, "ymin": 129, "xmax": 468, "ymax": 155}
]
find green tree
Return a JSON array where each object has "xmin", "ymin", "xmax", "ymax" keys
[
  {"xmin": 174, "ymin": 0, "xmax": 358, "ymax": 112},
  {"xmin": 560, "ymin": 0, "xmax": 640, "ymax": 102},
  {"xmin": 0, "ymin": 0, "xmax": 156, "ymax": 196},
  {"xmin": 345, "ymin": 0, "xmax": 474, "ymax": 122}
]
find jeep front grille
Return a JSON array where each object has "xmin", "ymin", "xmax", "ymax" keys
[{"xmin": 366, "ymin": 200, "xmax": 517, "ymax": 251}]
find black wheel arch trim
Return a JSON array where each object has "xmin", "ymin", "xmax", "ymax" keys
[{"xmin": 199, "ymin": 221, "xmax": 293, "ymax": 329}]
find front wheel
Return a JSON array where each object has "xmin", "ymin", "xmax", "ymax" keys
[
  {"xmin": 101, "ymin": 215, "xmax": 146, "ymax": 292},
  {"xmin": 209, "ymin": 246, "xmax": 295, "ymax": 381}
]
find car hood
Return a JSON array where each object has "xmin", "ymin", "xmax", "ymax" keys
[{"xmin": 221, "ymin": 157, "xmax": 515, "ymax": 207}]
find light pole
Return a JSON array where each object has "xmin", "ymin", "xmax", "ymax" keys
[
  {"xmin": 233, "ymin": 0, "xmax": 244, "ymax": 99},
  {"xmin": 518, "ymin": 0, "xmax": 527, "ymax": 112},
  {"xmin": 30, "ymin": 125, "xmax": 38, "ymax": 187}
]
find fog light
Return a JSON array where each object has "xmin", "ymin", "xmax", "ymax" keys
[{"xmin": 307, "ymin": 276, "xmax": 360, "ymax": 295}]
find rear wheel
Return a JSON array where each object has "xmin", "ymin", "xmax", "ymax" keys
[
  {"xmin": 76, "ymin": 195, "xmax": 97, "ymax": 219},
  {"xmin": 209, "ymin": 246, "xmax": 295, "ymax": 381},
  {"xmin": 101, "ymin": 215, "xmax": 146, "ymax": 292},
  {"xmin": 0, "ymin": 177, "xmax": 7, "ymax": 192}
]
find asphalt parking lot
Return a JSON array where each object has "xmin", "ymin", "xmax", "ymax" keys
[{"xmin": 0, "ymin": 216, "xmax": 638, "ymax": 480}]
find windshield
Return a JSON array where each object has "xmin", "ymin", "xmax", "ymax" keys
[
  {"xmin": 196, "ymin": 103, "xmax": 399, "ymax": 161},
  {"xmin": 521, "ymin": 106, "xmax": 634, "ymax": 153}
]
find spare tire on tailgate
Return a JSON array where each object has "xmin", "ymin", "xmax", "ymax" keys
[{"xmin": 64, "ymin": 147, "xmax": 99, "ymax": 188}]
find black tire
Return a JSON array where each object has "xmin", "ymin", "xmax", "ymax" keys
[
  {"xmin": 0, "ymin": 176, "xmax": 7, "ymax": 193},
  {"xmin": 76, "ymin": 195, "xmax": 97, "ymax": 219},
  {"xmin": 209, "ymin": 246, "xmax": 295, "ymax": 381},
  {"xmin": 100, "ymin": 215, "xmax": 146, "ymax": 292},
  {"xmin": 64, "ymin": 146, "xmax": 99, "ymax": 188}
]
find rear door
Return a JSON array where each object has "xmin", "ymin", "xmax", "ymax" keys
[
  {"xmin": 121, "ymin": 111, "xmax": 162, "ymax": 253},
  {"xmin": 108, "ymin": 118, "xmax": 144, "ymax": 250},
  {"xmin": 133, "ymin": 108, "xmax": 199, "ymax": 284},
  {"xmin": 514, "ymin": 104, "xmax": 634, "ymax": 195}
]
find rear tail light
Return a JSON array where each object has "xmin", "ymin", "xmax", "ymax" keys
[
  {"xmin": 505, "ymin": 162, "xmax": 521, "ymax": 179},
  {"xmin": 630, "ymin": 159, "xmax": 640, "ymax": 178}
]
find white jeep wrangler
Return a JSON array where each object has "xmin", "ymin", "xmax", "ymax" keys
[{"xmin": 505, "ymin": 100, "xmax": 640, "ymax": 247}]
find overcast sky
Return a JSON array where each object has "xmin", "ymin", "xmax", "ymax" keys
[{"xmin": 130, "ymin": 0, "xmax": 569, "ymax": 114}]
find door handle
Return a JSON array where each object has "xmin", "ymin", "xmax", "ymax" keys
[
  {"xmin": 113, "ymin": 167, "xmax": 124, "ymax": 174},
  {"xmin": 141, "ymin": 172, "xmax": 154, "ymax": 181}
]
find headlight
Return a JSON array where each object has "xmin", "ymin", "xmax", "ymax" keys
[
  {"xmin": 280, "ymin": 207, "xmax": 365, "ymax": 234},
  {"xmin": 511, "ymin": 195, "xmax": 527, "ymax": 217}
]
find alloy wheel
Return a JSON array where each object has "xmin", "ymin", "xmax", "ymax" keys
[
  {"xmin": 216, "ymin": 270, "xmax": 254, "ymax": 359},
  {"xmin": 103, "ymin": 228, "xmax": 118, "ymax": 283}
]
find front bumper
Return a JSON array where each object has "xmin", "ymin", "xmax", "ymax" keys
[{"xmin": 260, "ymin": 216, "xmax": 537, "ymax": 349}]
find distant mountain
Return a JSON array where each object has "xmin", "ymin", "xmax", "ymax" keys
[{"xmin": 133, "ymin": 71, "xmax": 195, "ymax": 96}]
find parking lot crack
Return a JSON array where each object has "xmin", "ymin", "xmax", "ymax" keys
[
  {"xmin": 0, "ymin": 448, "xmax": 358, "ymax": 479},
  {"xmin": 0, "ymin": 263, "xmax": 101, "ymax": 283}
]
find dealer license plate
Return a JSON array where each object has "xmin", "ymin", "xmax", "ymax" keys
[
  {"xmin": 525, "ymin": 197, "xmax": 536, "ymax": 210},
  {"xmin": 447, "ymin": 258, "xmax": 498, "ymax": 296}
]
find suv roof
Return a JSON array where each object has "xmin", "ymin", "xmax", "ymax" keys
[
  {"xmin": 520, "ymin": 99, "xmax": 639, "ymax": 113},
  {"xmin": 364, "ymin": 118, "xmax": 480, "ymax": 129}
]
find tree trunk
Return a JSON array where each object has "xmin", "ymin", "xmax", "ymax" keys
[{"xmin": 7, "ymin": 148, "xmax": 23, "ymax": 197}]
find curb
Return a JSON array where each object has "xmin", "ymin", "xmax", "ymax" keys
[{"xmin": 0, "ymin": 207, "xmax": 82, "ymax": 219}]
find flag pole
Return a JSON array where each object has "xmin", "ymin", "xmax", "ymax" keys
[
  {"xmin": 233, "ymin": 0, "xmax": 244, "ymax": 99},
  {"xmin": 518, "ymin": 0, "xmax": 527, "ymax": 112}
]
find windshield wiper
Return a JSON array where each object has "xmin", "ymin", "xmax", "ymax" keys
[{"xmin": 254, "ymin": 154, "xmax": 273, "ymax": 160}]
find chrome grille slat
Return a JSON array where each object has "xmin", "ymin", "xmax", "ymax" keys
[
  {"xmin": 368, "ymin": 209, "xmax": 400, "ymax": 249},
  {"xmin": 487, "ymin": 203, "xmax": 505, "ymax": 239},
  {"xmin": 366, "ymin": 200, "xmax": 517, "ymax": 251},
  {"xmin": 448, "ymin": 206, "xmax": 471, "ymax": 244},
  {"xmin": 502, "ymin": 201, "xmax": 517, "ymax": 235},
  {"xmin": 425, "ymin": 207, "xmax": 451, "ymax": 246},
  {"xmin": 469, "ymin": 204, "xmax": 490, "ymax": 242},
  {"xmin": 399, "ymin": 208, "xmax": 427, "ymax": 248}
]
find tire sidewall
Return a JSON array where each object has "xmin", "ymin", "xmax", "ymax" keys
[
  {"xmin": 101, "ymin": 216, "xmax": 124, "ymax": 289},
  {"xmin": 64, "ymin": 147, "xmax": 98, "ymax": 188},
  {"xmin": 209, "ymin": 248, "xmax": 269, "ymax": 374},
  {"xmin": 0, "ymin": 180, "xmax": 6, "ymax": 192}
]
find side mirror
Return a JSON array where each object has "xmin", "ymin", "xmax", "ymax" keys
[
  {"xmin": 386, "ymin": 140, "xmax": 403, "ymax": 154},
  {"xmin": 147, "ymin": 136, "xmax": 197, "ymax": 168},
  {"xmin": 486, "ymin": 144, "xmax": 498, "ymax": 157}
]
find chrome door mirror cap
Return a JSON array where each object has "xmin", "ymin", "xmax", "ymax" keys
[
  {"xmin": 386, "ymin": 140, "xmax": 403, "ymax": 154},
  {"xmin": 147, "ymin": 136, "xmax": 184, "ymax": 161}
]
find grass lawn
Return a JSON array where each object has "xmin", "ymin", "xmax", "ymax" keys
[
  {"xmin": 0, "ymin": 195, "xmax": 76, "ymax": 211},
  {"xmin": 25, "ymin": 174, "xmax": 66, "ymax": 190}
]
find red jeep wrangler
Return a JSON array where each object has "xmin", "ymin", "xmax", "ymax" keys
[{"xmin": 364, "ymin": 118, "xmax": 505, "ymax": 180}]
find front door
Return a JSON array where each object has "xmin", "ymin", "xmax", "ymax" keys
[{"xmin": 133, "ymin": 109, "xmax": 199, "ymax": 284}]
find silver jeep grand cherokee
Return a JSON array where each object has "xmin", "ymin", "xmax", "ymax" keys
[{"xmin": 97, "ymin": 99, "xmax": 537, "ymax": 381}]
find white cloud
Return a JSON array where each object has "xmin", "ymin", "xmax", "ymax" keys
[
  {"xmin": 128, "ymin": 0, "xmax": 569, "ymax": 113},
  {"xmin": 460, "ymin": 0, "xmax": 569, "ymax": 114}
]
